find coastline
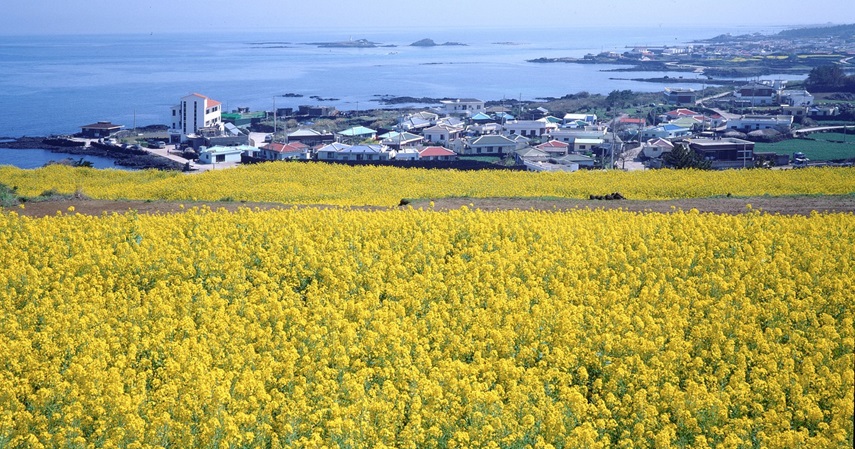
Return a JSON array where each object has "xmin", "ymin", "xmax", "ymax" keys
[{"xmin": 0, "ymin": 137, "xmax": 183, "ymax": 170}]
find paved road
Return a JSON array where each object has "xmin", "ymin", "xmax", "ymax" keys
[
  {"xmin": 142, "ymin": 144, "xmax": 241, "ymax": 172},
  {"xmin": 792, "ymin": 125, "xmax": 854, "ymax": 136},
  {"xmin": 616, "ymin": 144, "xmax": 645, "ymax": 171}
]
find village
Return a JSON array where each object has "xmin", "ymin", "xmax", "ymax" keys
[{"xmin": 72, "ymin": 77, "xmax": 854, "ymax": 173}]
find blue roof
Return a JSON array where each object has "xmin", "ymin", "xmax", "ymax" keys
[{"xmin": 339, "ymin": 126, "xmax": 376, "ymax": 136}]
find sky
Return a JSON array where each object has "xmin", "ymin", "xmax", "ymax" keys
[{"xmin": 1, "ymin": 0, "xmax": 853, "ymax": 35}]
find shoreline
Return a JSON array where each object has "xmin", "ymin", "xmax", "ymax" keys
[{"xmin": 0, "ymin": 137, "xmax": 183, "ymax": 170}]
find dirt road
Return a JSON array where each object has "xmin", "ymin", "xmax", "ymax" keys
[{"xmin": 5, "ymin": 195, "xmax": 855, "ymax": 218}]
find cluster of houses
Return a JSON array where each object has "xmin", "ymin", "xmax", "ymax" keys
[
  {"xmin": 160, "ymin": 94, "xmax": 619, "ymax": 171},
  {"xmin": 83, "ymin": 84, "xmax": 835, "ymax": 171},
  {"xmin": 663, "ymin": 81, "xmax": 838, "ymax": 118}
]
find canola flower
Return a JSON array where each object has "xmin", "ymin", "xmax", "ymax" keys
[
  {"xmin": 0, "ymin": 206, "xmax": 852, "ymax": 448},
  {"xmin": 1, "ymin": 163, "xmax": 855, "ymax": 206}
]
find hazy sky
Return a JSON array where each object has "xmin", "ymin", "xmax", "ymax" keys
[{"xmin": 2, "ymin": 0, "xmax": 853, "ymax": 35}]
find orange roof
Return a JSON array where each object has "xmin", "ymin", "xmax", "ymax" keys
[{"xmin": 189, "ymin": 93, "xmax": 221, "ymax": 108}]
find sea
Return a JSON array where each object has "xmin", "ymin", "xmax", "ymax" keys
[{"xmin": 0, "ymin": 25, "xmax": 801, "ymax": 141}]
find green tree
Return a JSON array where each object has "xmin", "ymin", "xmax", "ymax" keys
[
  {"xmin": 805, "ymin": 65, "xmax": 850, "ymax": 91},
  {"xmin": 663, "ymin": 143, "xmax": 711, "ymax": 169},
  {"xmin": 606, "ymin": 89, "xmax": 635, "ymax": 107}
]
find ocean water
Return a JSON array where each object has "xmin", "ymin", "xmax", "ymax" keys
[{"xmin": 0, "ymin": 25, "xmax": 798, "ymax": 138}]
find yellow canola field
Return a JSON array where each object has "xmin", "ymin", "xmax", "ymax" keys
[
  {"xmin": 0, "ymin": 207, "xmax": 852, "ymax": 449},
  {"xmin": 2, "ymin": 164, "xmax": 855, "ymax": 206}
]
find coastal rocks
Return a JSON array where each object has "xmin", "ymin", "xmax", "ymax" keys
[
  {"xmin": 1, "ymin": 138, "xmax": 183, "ymax": 171},
  {"xmin": 372, "ymin": 95, "xmax": 445, "ymax": 105},
  {"xmin": 0, "ymin": 137, "xmax": 63, "ymax": 150}
]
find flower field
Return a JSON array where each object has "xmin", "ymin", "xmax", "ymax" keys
[
  {"xmin": 1, "ymin": 204, "xmax": 853, "ymax": 448},
  {"xmin": 2, "ymin": 164, "xmax": 855, "ymax": 206}
]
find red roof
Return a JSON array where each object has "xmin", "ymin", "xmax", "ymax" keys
[
  {"xmin": 536, "ymin": 140, "xmax": 570, "ymax": 149},
  {"xmin": 419, "ymin": 146, "xmax": 455, "ymax": 157},
  {"xmin": 667, "ymin": 108, "xmax": 699, "ymax": 117},
  {"xmin": 263, "ymin": 142, "xmax": 308, "ymax": 153},
  {"xmin": 618, "ymin": 117, "xmax": 646, "ymax": 125}
]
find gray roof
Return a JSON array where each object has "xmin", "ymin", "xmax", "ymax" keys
[
  {"xmin": 516, "ymin": 147, "xmax": 548, "ymax": 158},
  {"xmin": 470, "ymin": 135, "xmax": 516, "ymax": 146},
  {"xmin": 556, "ymin": 154, "xmax": 595, "ymax": 164}
]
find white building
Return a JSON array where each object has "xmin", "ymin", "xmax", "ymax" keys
[
  {"xmin": 563, "ymin": 113, "xmax": 598, "ymax": 125},
  {"xmin": 440, "ymin": 98, "xmax": 485, "ymax": 116},
  {"xmin": 551, "ymin": 127, "xmax": 616, "ymax": 144},
  {"xmin": 395, "ymin": 148, "xmax": 420, "ymax": 161},
  {"xmin": 780, "ymin": 89, "xmax": 814, "ymax": 107},
  {"xmin": 423, "ymin": 124, "xmax": 463, "ymax": 144},
  {"xmin": 503, "ymin": 120, "xmax": 557, "ymax": 138},
  {"xmin": 198, "ymin": 145, "xmax": 245, "ymax": 165},
  {"xmin": 641, "ymin": 138, "xmax": 674, "ymax": 159},
  {"xmin": 171, "ymin": 93, "xmax": 223, "ymax": 141},
  {"xmin": 727, "ymin": 115, "xmax": 794, "ymax": 133},
  {"xmin": 733, "ymin": 83, "xmax": 779, "ymax": 107},
  {"xmin": 316, "ymin": 142, "xmax": 351, "ymax": 161},
  {"xmin": 335, "ymin": 144, "xmax": 393, "ymax": 161},
  {"xmin": 463, "ymin": 135, "xmax": 517, "ymax": 155}
]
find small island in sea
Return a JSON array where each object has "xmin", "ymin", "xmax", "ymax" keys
[
  {"xmin": 305, "ymin": 38, "xmax": 395, "ymax": 48},
  {"xmin": 410, "ymin": 38, "xmax": 467, "ymax": 47}
]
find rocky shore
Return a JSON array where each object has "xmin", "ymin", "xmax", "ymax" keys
[{"xmin": 0, "ymin": 137, "xmax": 183, "ymax": 170}]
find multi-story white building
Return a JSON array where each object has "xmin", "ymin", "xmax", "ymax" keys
[
  {"xmin": 503, "ymin": 119, "xmax": 557, "ymax": 138},
  {"xmin": 171, "ymin": 93, "xmax": 223, "ymax": 140},
  {"xmin": 733, "ymin": 82, "xmax": 779, "ymax": 107},
  {"xmin": 440, "ymin": 98, "xmax": 485, "ymax": 116}
]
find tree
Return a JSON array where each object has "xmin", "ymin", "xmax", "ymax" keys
[
  {"xmin": 805, "ymin": 65, "xmax": 850, "ymax": 92},
  {"xmin": 663, "ymin": 143, "xmax": 711, "ymax": 169},
  {"xmin": 606, "ymin": 90, "xmax": 635, "ymax": 108}
]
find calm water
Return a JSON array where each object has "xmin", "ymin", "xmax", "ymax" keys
[
  {"xmin": 0, "ymin": 148, "xmax": 134, "ymax": 170},
  {"xmin": 0, "ymin": 25, "xmax": 797, "ymax": 138}
]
